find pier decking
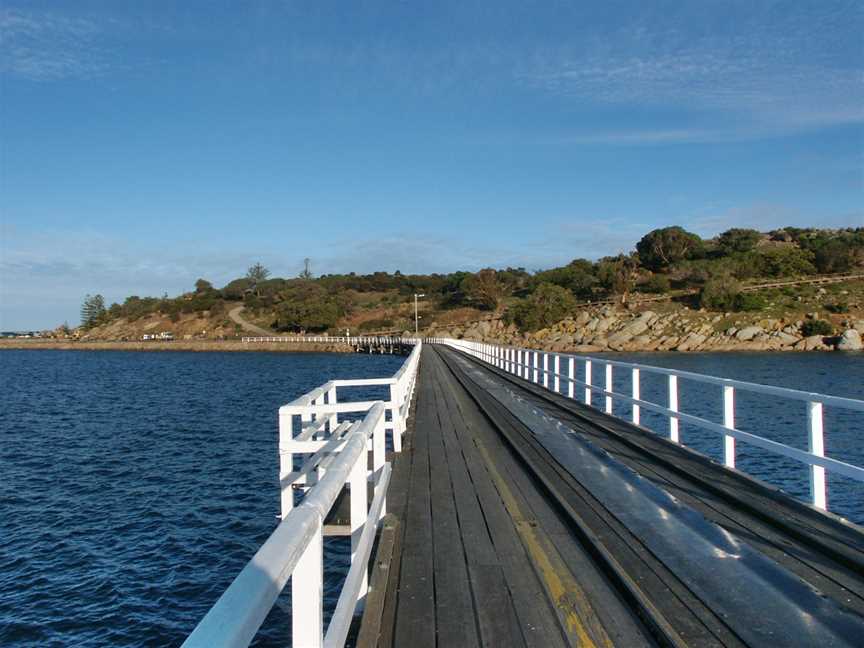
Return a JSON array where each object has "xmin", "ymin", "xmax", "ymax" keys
[
  {"xmin": 358, "ymin": 345, "xmax": 864, "ymax": 647},
  {"xmin": 361, "ymin": 346, "xmax": 649, "ymax": 647}
]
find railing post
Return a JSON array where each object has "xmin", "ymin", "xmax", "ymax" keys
[
  {"xmin": 374, "ymin": 414, "xmax": 386, "ymax": 517},
  {"xmin": 668, "ymin": 374, "xmax": 679, "ymax": 443},
  {"xmin": 279, "ymin": 408, "xmax": 294, "ymax": 518},
  {"xmin": 567, "ymin": 357, "xmax": 575, "ymax": 399},
  {"xmin": 516, "ymin": 350, "xmax": 522, "ymax": 378},
  {"xmin": 327, "ymin": 385, "xmax": 338, "ymax": 434},
  {"xmin": 390, "ymin": 382, "xmax": 403, "ymax": 453},
  {"xmin": 533, "ymin": 351, "xmax": 539, "ymax": 383},
  {"xmin": 585, "ymin": 360, "xmax": 592, "ymax": 405},
  {"xmin": 808, "ymin": 401, "xmax": 827, "ymax": 510},
  {"xmin": 723, "ymin": 385, "xmax": 735, "ymax": 468},
  {"xmin": 605, "ymin": 363, "xmax": 613, "ymax": 414},
  {"xmin": 292, "ymin": 521, "xmax": 323, "ymax": 648},
  {"xmin": 350, "ymin": 449, "xmax": 368, "ymax": 600},
  {"xmin": 632, "ymin": 368, "xmax": 640, "ymax": 425},
  {"xmin": 553, "ymin": 355, "xmax": 560, "ymax": 393},
  {"xmin": 542, "ymin": 353, "xmax": 549, "ymax": 389}
]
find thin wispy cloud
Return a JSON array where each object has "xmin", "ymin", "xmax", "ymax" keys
[
  {"xmin": 0, "ymin": 8, "xmax": 112, "ymax": 79},
  {"xmin": 525, "ymin": 54, "xmax": 863, "ymax": 127},
  {"xmin": 517, "ymin": 4, "xmax": 864, "ymax": 135}
]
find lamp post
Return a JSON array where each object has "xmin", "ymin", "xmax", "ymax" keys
[{"xmin": 414, "ymin": 293, "xmax": 425, "ymax": 335}]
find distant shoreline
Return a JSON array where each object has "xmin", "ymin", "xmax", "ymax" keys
[{"xmin": 0, "ymin": 339, "xmax": 354, "ymax": 353}]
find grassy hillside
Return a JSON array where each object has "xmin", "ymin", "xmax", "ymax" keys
[{"xmin": 72, "ymin": 226, "xmax": 864, "ymax": 341}]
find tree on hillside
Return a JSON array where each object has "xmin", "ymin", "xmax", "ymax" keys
[
  {"xmin": 462, "ymin": 269, "xmax": 506, "ymax": 310},
  {"xmin": 222, "ymin": 277, "xmax": 255, "ymax": 300},
  {"xmin": 246, "ymin": 263, "xmax": 271, "ymax": 283},
  {"xmin": 636, "ymin": 226, "xmax": 703, "ymax": 270},
  {"xmin": 596, "ymin": 254, "xmax": 638, "ymax": 303},
  {"xmin": 814, "ymin": 239, "xmax": 854, "ymax": 274},
  {"xmin": 274, "ymin": 283, "xmax": 341, "ymax": 332},
  {"xmin": 80, "ymin": 294, "xmax": 106, "ymax": 328},
  {"xmin": 299, "ymin": 258, "xmax": 313, "ymax": 280},
  {"xmin": 534, "ymin": 259, "xmax": 597, "ymax": 298},
  {"xmin": 195, "ymin": 278, "xmax": 213, "ymax": 293},
  {"xmin": 756, "ymin": 247, "xmax": 815, "ymax": 277},
  {"xmin": 507, "ymin": 282, "xmax": 577, "ymax": 331},
  {"xmin": 717, "ymin": 228, "xmax": 761, "ymax": 254}
]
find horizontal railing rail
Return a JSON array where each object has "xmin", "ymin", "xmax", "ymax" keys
[
  {"xmin": 184, "ymin": 341, "xmax": 422, "ymax": 648},
  {"xmin": 430, "ymin": 338, "xmax": 864, "ymax": 514},
  {"xmin": 242, "ymin": 335, "xmax": 419, "ymax": 346}
]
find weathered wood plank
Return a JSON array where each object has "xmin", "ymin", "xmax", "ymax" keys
[
  {"xmin": 392, "ymin": 360, "xmax": 437, "ymax": 648},
  {"xmin": 434, "ymin": 359, "xmax": 569, "ymax": 648},
  {"xmin": 355, "ymin": 515, "xmax": 400, "ymax": 648},
  {"xmin": 426, "ymin": 376, "xmax": 481, "ymax": 648},
  {"xmin": 430, "ymin": 365, "xmax": 526, "ymax": 648}
]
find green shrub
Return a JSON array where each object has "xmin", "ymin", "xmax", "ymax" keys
[
  {"xmin": 636, "ymin": 226, "xmax": 704, "ymax": 270},
  {"xmin": 717, "ymin": 228, "xmax": 761, "ymax": 254},
  {"xmin": 756, "ymin": 247, "xmax": 816, "ymax": 277},
  {"xmin": 734, "ymin": 293, "xmax": 766, "ymax": 311},
  {"xmin": 801, "ymin": 319, "xmax": 833, "ymax": 337},
  {"xmin": 825, "ymin": 302, "xmax": 849, "ymax": 314},
  {"xmin": 359, "ymin": 318, "xmax": 395, "ymax": 331},
  {"xmin": 699, "ymin": 277, "xmax": 741, "ymax": 311},
  {"xmin": 642, "ymin": 274, "xmax": 671, "ymax": 293},
  {"xmin": 506, "ymin": 282, "xmax": 577, "ymax": 331}
]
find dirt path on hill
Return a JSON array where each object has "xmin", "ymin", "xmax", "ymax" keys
[{"xmin": 227, "ymin": 305, "xmax": 274, "ymax": 336}]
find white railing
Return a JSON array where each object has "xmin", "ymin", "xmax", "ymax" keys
[
  {"xmin": 183, "ymin": 341, "xmax": 421, "ymax": 648},
  {"xmin": 430, "ymin": 338, "xmax": 864, "ymax": 513},
  {"xmin": 242, "ymin": 335, "xmax": 418, "ymax": 347}
]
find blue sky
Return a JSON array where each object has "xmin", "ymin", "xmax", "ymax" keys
[{"xmin": 1, "ymin": 1, "xmax": 862, "ymax": 329}]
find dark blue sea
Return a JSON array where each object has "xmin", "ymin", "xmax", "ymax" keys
[
  {"xmin": 0, "ymin": 350, "xmax": 403, "ymax": 648},
  {"xmin": 1, "ymin": 349, "xmax": 862, "ymax": 647}
]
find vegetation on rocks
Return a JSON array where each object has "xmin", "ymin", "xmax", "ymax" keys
[{"xmin": 71, "ymin": 226, "xmax": 863, "ymax": 351}]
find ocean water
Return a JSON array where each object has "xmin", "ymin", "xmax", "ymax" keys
[
  {"xmin": 0, "ymin": 350, "xmax": 404, "ymax": 648},
  {"xmin": 1, "ymin": 349, "xmax": 862, "ymax": 647}
]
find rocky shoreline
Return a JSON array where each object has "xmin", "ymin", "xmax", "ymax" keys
[
  {"xmin": 430, "ymin": 306, "xmax": 864, "ymax": 353},
  {"xmin": 0, "ymin": 339, "xmax": 354, "ymax": 353}
]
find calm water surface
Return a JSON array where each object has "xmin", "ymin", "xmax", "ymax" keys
[
  {"xmin": 1, "ymin": 349, "xmax": 862, "ymax": 647},
  {"xmin": 0, "ymin": 350, "xmax": 403, "ymax": 647}
]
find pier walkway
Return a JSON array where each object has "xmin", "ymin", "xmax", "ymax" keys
[
  {"xmin": 359, "ymin": 344, "xmax": 864, "ymax": 648},
  {"xmin": 184, "ymin": 340, "xmax": 864, "ymax": 648}
]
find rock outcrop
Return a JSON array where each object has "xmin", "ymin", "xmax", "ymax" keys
[
  {"xmin": 837, "ymin": 329, "xmax": 863, "ymax": 351},
  {"xmin": 430, "ymin": 303, "xmax": 862, "ymax": 353}
]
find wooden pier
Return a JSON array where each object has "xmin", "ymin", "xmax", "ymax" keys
[
  {"xmin": 185, "ymin": 339, "xmax": 864, "ymax": 648},
  {"xmin": 356, "ymin": 345, "xmax": 864, "ymax": 647}
]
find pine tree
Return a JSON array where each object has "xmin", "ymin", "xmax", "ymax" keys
[{"xmin": 80, "ymin": 294, "xmax": 106, "ymax": 328}]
